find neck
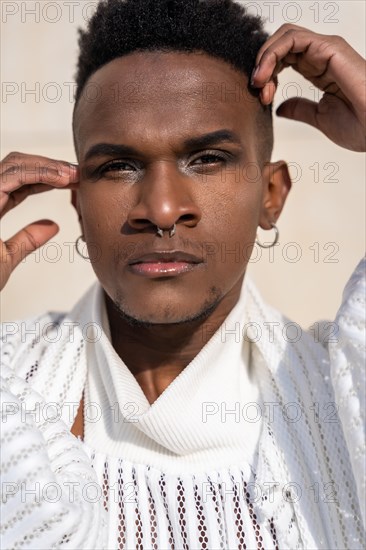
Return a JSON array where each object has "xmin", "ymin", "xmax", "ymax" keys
[{"xmin": 104, "ymin": 276, "xmax": 244, "ymax": 404}]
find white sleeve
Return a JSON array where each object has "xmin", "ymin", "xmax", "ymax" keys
[
  {"xmin": 0, "ymin": 363, "xmax": 106, "ymax": 549},
  {"xmin": 328, "ymin": 256, "xmax": 366, "ymax": 526}
]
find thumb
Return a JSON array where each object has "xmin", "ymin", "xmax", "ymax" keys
[
  {"xmin": 7, "ymin": 219, "xmax": 59, "ymax": 268},
  {"xmin": 276, "ymin": 98, "xmax": 320, "ymax": 130},
  {"xmin": 0, "ymin": 220, "xmax": 59, "ymax": 291}
]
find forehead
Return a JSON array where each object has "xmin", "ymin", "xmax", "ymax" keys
[{"xmin": 74, "ymin": 51, "xmax": 260, "ymax": 155}]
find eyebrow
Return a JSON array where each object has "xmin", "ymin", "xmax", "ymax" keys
[
  {"xmin": 84, "ymin": 143, "xmax": 138, "ymax": 162},
  {"xmin": 83, "ymin": 129, "xmax": 242, "ymax": 162},
  {"xmin": 183, "ymin": 129, "xmax": 242, "ymax": 150}
]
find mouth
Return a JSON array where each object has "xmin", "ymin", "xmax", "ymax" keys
[{"xmin": 128, "ymin": 250, "xmax": 203, "ymax": 278}]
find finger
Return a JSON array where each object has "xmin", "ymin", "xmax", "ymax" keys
[
  {"xmin": 252, "ymin": 31, "xmax": 314, "ymax": 88},
  {"xmin": 276, "ymin": 98, "xmax": 320, "ymax": 129},
  {"xmin": 1, "ymin": 154, "xmax": 79, "ymax": 195},
  {"xmin": 259, "ymin": 80, "xmax": 278, "ymax": 105},
  {"xmin": 1, "ymin": 154, "xmax": 79, "ymax": 183},
  {"xmin": 0, "ymin": 181, "xmax": 80, "ymax": 216},
  {"xmin": 253, "ymin": 31, "xmax": 366, "ymax": 117},
  {"xmin": 272, "ymin": 55, "xmax": 298, "ymax": 76},
  {"xmin": 254, "ymin": 24, "xmax": 308, "ymax": 68},
  {"xmin": 1, "ymin": 162, "xmax": 79, "ymax": 193},
  {"xmin": 1, "ymin": 220, "xmax": 59, "ymax": 290}
]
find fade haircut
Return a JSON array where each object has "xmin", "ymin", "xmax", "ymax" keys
[{"xmin": 73, "ymin": 0, "xmax": 273, "ymax": 160}]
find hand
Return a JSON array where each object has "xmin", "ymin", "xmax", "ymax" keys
[
  {"xmin": 251, "ymin": 24, "xmax": 366, "ymax": 152},
  {"xmin": 0, "ymin": 153, "xmax": 79, "ymax": 291}
]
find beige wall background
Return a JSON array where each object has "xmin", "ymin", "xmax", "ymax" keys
[{"xmin": 1, "ymin": 1, "xmax": 365, "ymax": 328}]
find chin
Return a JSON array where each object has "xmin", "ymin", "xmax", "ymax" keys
[{"xmin": 113, "ymin": 288, "xmax": 222, "ymax": 327}]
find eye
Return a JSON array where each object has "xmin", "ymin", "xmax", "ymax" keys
[
  {"xmin": 190, "ymin": 151, "xmax": 230, "ymax": 166},
  {"xmin": 99, "ymin": 160, "xmax": 137, "ymax": 174}
]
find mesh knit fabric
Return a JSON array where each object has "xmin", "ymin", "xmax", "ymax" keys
[{"xmin": 1, "ymin": 257, "xmax": 365, "ymax": 549}]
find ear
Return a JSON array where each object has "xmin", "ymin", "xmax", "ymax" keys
[
  {"xmin": 71, "ymin": 190, "xmax": 84, "ymax": 235},
  {"xmin": 259, "ymin": 160, "xmax": 292, "ymax": 229}
]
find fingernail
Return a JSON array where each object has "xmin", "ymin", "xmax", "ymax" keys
[
  {"xmin": 58, "ymin": 164, "xmax": 77, "ymax": 176},
  {"xmin": 251, "ymin": 65, "xmax": 260, "ymax": 85},
  {"xmin": 37, "ymin": 219, "xmax": 56, "ymax": 226}
]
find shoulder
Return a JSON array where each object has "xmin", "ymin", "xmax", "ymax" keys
[
  {"xmin": 0, "ymin": 282, "xmax": 102, "ymax": 387},
  {"xmin": 334, "ymin": 256, "xmax": 365, "ymax": 335}
]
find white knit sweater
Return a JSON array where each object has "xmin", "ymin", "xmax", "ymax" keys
[{"xmin": 1, "ymin": 257, "xmax": 365, "ymax": 549}]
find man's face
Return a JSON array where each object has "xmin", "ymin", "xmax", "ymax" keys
[{"xmin": 73, "ymin": 51, "xmax": 289, "ymax": 324}]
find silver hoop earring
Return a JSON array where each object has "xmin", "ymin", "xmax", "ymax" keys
[
  {"xmin": 255, "ymin": 223, "xmax": 279, "ymax": 248},
  {"xmin": 75, "ymin": 235, "xmax": 90, "ymax": 260},
  {"xmin": 156, "ymin": 224, "xmax": 176, "ymax": 238}
]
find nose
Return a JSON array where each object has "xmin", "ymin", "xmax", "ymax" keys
[{"xmin": 127, "ymin": 163, "xmax": 202, "ymax": 234}]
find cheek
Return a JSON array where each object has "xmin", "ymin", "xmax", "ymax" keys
[
  {"xmin": 197, "ymin": 180, "xmax": 262, "ymax": 277},
  {"xmin": 78, "ymin": 185, "xmax": 130, "ymax": 238},
  {"xmin": 76, "ymin": 188, "xmax": 131, "ymax": 278},
  {"xmin": 203, "ymin": 177, "xmax": 262, "ymax": 239}
]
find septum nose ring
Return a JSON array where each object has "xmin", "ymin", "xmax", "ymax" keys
[{"xmin": 156, "ymin": 224, "xmax": 176, "ymax": 238}]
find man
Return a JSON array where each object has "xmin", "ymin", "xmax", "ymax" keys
[{"xmin": 1, "ymin": 0, "xmax": 365, "ymax": 548}]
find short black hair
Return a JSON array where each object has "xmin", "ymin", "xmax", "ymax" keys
[
  {"xmin": 73, "ymin": 0, "xmax": 273, "ymax": 160},
  {"xmin": 75, "ymin": 0, "xmax": 269, "ymax": 102}
]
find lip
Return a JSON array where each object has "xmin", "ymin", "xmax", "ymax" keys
[{"xmin": 128, "ymin": 250, "xmax": 203, "ymax": 278}]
